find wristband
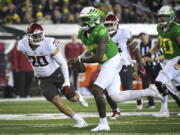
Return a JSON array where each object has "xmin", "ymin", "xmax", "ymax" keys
[
  {"xmin": 78, "ymin": 56, "xmax": 81, "ymax": 63},
  {"xmin": 63, "ymin": 77, "xmax": 70, "ymax": 87}
]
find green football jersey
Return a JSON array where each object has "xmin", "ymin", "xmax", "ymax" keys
[
  {"xmin": 78, "ymin": 24, "xmax": 118, "ymax": 64},
  {"xmin": 157, "ymin": 22, "xmax": 180, "ymax": 59}
]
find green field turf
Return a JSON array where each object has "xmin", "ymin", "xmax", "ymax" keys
[{"xmin": 0, "ymin": 97, "xmax": 179, "ymax": 135}]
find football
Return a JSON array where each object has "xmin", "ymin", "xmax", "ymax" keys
[{"xmin": 76, "ymin": 62, "xmax": 86, "ymax": 73}]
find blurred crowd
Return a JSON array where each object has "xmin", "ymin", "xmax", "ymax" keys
[{"xmin": 0, "ymin": 0, "xmax": 179, "ymax": 24}]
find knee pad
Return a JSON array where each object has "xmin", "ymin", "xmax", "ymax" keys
[{"xmin": 155, "ymin": 81, "xmax": 168, "ymax": 96}]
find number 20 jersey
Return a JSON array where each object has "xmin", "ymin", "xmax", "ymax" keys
[
  {"xmin": 17, "ymin": 37, "xmax": 59, "ymax": 77},
  {"xmin": 157, "ymin": 22, "xmax": 180, "ymax": 60}
]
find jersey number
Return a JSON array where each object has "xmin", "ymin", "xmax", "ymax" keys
[
  {"xmin": 27, "ymin": 56, "xmax": 48, "ymax": 67},
  {"xmin": 160, "ymin": 38, "xmax": 174, "ymax": 54}
]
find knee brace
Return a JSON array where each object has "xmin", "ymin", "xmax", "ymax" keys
[{"xmin": 155, "ymin": 81, "xmax": 168, "ymax": 96}]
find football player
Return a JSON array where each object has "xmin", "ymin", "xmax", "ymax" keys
[
  {"xmin": 103, "ymin": 13, "xmax": 145, "ymax": 118},
  {"xmin": 69, "ymin": 7, "xmax": 164, "ymax": 132},
  {"xmin": 17, "ymin": 23, "xmax": 88, "ymax": 128},
  {"xmin": 145, "ymin": 5, "xmax": 180, "ymax": 117}
]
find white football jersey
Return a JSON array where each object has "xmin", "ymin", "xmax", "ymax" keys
[
  {"xmin": 112, "ymin": 28, "xmax": 132, "ymax": 66},
  {"xmin": 17, "ymin": 37, "xmax": 60, "ymax": 77}
]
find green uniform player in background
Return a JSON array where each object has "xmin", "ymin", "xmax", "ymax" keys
[{"xmin": 145, "ymin": 5, "xmax": 180, "ymax": 118}]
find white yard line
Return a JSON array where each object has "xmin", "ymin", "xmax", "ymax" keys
[
  {"xmin": 0, "ymin": 112, "xmax": 179, "ymax": 120},
  {"xmin": 0, "ymin": 96, "xmax": 176, "ymax": 103}
]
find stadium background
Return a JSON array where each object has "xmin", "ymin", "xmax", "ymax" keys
[{"xmin": 0, "ymin": 0, "xmax": 180, "ymax": 134}]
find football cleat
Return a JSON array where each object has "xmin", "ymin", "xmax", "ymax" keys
[
  {"xmin": 78, "ymin": 93, "xmax": 88, "ymax": 108},
  {"xmin": 148, "ymin": 86, "xmax": 165, "ymax": 103},
  {"xmin": 91, "ymin": 123, "xmax": 110, "ymax": 132},
  {"xmin": 136, "ymin": 104, "xmax": 143, "ymax": 111},
  {"xmin": 73, "ymin": 118, "xmax": 88, "ymax": 128},
  {"xmin": 152, "ymin": 111, "xmax": 170, "ymax": 118},
  {"xmin": 136, "ymin": 99, "xmax": 143, "ymax": 111},
  {"xmin": 148, "ymin": 105, "xmax": 156, "ymax": 109},
  {"xmin": 109, "ymin": 110, "xmax": 121, "ymax": 120}
]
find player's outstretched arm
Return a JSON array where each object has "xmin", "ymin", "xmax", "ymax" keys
[{"xmin": 128, "ymin": 38, "xmax": 146, "ymax": 77}]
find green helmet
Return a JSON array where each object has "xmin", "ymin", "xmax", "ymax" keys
[
  {"xmin": 158, "ymin": 5, "xmax": 175, "ymax": 25},
  {"xmin": 79, "ymin": 7, "xmax": 100, "ymax": 30}
]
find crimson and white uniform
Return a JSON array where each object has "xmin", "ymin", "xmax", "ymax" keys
[
  {"xmin": 17, "ymin": 37, "xmax": 60, "ymax": 77},
  {"xmin": 111, "ymin": 28, "xmax": 132, "ymax": 66}
]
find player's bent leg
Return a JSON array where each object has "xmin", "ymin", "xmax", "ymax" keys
[
  {"xmin": 110, "ymin": 88, "xmax": 164, "ymax": 103},
  {"xmin": 51, "ymin": 95, "xmax": 75, "ymax": 116},
  {"xmin": 62, "ymin": 86, "xmax": 88, "ymax": 107},
  {"xmin": 104, "ymin": 90, "xmax": 121, "ymax": 119},
  {"xmin": 50, "ymin": 95, "xmax": 88, "ymax": 128},
  {"xmin": 91, "ymin": 84, "xmax": 110, "ymax": 132},
  {"xmin": 155, "ymin": 81, "xmax": 169, "ymax": 96}
]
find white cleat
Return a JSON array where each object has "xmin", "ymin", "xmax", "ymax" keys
[
  {"xmin": 148, "ymin": 86, "xmax": 165, "ymax": 103},
  {"xmin": 91, "ymin": 123, "xmax": 110, "ymax": 132},
  {"xmin": 152, "ymin": 112, "xmax": 170, "ymax": 118},
  {"xmin": 136, "ymin": 104, "xmax": 143, "ymax": 111},
  {"xmin": 73, "ymin": 119, "xmax": 88, "ymax": 128},
  {"xmin": 78, "ymin": 93, "xmax": 88, "ymax": 107}
]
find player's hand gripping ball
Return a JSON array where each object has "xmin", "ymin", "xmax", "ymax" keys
[{"xmin": 68, "ymin": 57, "xmax": 86, "ymax": 73}]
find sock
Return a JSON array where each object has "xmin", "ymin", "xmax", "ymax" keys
[
  {"xmin": 116, "ymin": 108, "xmax": 120, "ymax": 112},
  {"xmin": 160, "ymin": 95, "xmax": 169, "ymax": 112},
  {"xmin": 100, "ymin": 117, "xmax": 108, "ymax": 125},
  {"xmin": 78, "ymin": 93, "xmax": 83, "ymax": 102},
  {"xmin": 71, "ymin": 113, "xmax": 81, "ymax": 121},
  {"xmin": 113, "ymin": 108, "xmax": 120, "ymax": 112}
]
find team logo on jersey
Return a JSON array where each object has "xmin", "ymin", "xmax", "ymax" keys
[{"xmin": 53, "ymin": 40, "xmax": 60, "ymax": 48}]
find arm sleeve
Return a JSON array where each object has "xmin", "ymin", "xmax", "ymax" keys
[
  {"xmin": 119, "ymin": 29, "xmax": 132, "ymax": 50},
  {"xmin": 48, "ymin": 38, "xmax": 59, "ymax": 53},
  {"xmin": 53, "ymin": 51, "xmax": 69, "ymax": 78}
]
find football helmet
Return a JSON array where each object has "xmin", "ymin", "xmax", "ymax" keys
[
  {"xmin": 104, "ymin": 14, "xmax": 119, "ymax": 35},
  {"xmin": 79, "ymin": 7, "xmax": 100, "ymax": 30},
  {"xmin": 27, "ymin": 23, "xmax": 44, "ymax": 46},
  {"xmin": 158, "ymin": 5, "xmax": 175, "ymax": 26}
]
